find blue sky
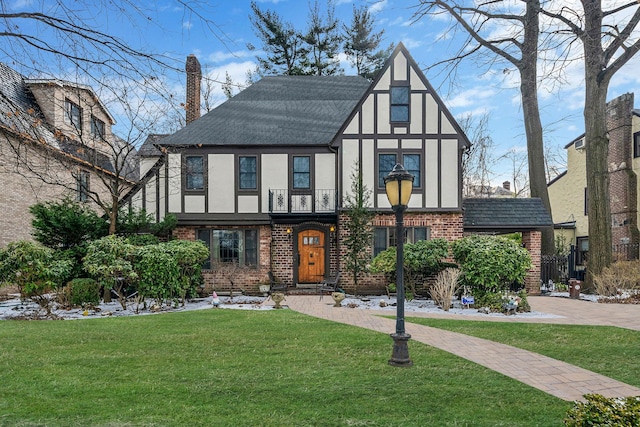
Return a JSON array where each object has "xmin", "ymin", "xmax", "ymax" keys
[{"xmin": 4, "ymin": 0, "xmax": 640, "ymax": 186}]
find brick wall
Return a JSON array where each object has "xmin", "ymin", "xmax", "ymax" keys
[
  {"xmin": 336, "ymin": 211, "xmax": 465, "ymax": 294},
  {"xmin": 607, "ymin": 93, "xmax": 640, "ymax": 246},
  {"xmin": 522, "ymin": 231, "xmax": 542, "ymax": 295},
  {"xmin": 0, "ymin": 134, "xmax": 114, "ymax": 248}
]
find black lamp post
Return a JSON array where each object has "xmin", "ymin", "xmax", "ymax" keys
[{"xmin": 384, "ymin": 163, "xmax": 414, "ymax": 367}]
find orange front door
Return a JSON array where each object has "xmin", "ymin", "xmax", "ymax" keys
[{"xmin": 298, "ymin": 230, "xmax": 325, "ymax": 283}]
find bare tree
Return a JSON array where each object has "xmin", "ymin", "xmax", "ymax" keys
[
  {"xmin": 542, "ymin": 1, "xmax": 640, "ymax": 287},
  {"xmin": 459, "ymin": 113, "xmax": 497, "ymax": 198},
  {"xmin": 499, "ymin": 147, "xmax": 529, "ymax": 198},
  {"xmin": 413, "ymin": 0, "xmax": 555, "ymax": 254}
]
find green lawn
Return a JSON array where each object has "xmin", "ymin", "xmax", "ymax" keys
[
  {"xmin": 1, "ymin": 309, "xmax": 571, "ymax": 426},
  {"xmin": 406, "ymin": 317, "xmax": 640, "ymax": 388}
]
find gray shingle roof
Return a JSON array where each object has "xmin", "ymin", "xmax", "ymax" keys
[
  {"xmin": 158, "ymin": 75, "xmax": 371, "ymax": 147},
  {"xmin": 463, "ymin": 198, "xmax": 553, "ymax": 231}
]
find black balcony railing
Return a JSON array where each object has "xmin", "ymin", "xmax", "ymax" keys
[{"xmin": 269, "ymin": 189, "xmax": 337, "ymax": 214}]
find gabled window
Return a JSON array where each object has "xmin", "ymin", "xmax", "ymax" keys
[
  {"xmin": 239, "ymin": 156, "xmax": 257, "ymax": 190},
  {"xmin": 185, "ymin": 156, "xmax": 204, "ymax": 191},
  {"xmin": 293, "ymin": 156, "xmax": 310, "ymax": 189},
  {"xmin": 196, "ymin": 229, "xmax": 259, "ymax": 269},
  {"xmin": 65, "ymin": 99, "xmax": 82, "ymax": 132},
  {"xmin": 76, "ymin": 170, "xmax": 90, "ymax": 202},
  {"xmin": 91, "ymin": 116, "xmax": 105, "ymax": 139},
  {"xmin": 373, "ymin": 227, "xmax": 430, "ymax": 257},
  {"xmin": 390, "ymin": 86, "xmax": 409, "ymax": 122}
]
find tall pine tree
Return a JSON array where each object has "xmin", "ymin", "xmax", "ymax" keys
[{"xmin": 343, "ymin": 5, "xmax": 393, "ymax": 79}]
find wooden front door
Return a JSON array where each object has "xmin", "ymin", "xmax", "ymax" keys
[{"xmin": 298, "ymin": 230, "xmax": 325, "ymax": 283}]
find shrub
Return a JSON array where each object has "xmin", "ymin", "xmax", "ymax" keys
[
  {"xmin": 83, "ymin": 236, "xmax": 138, "ymax": 309},
  {"xmin": 430, "ymin": 268, "xmax": 461, "ymax": 311},
  {"xmin": 0, "ymin": 241, "xmax": 72, "ymax": 315},
  {"xmin": 162, "ymin": 240, "xmax": 209, "ymax": 304},
  {"xmin": 593, "ymin": 260, "xmax": 640, "ymax": 296},
  {"xmin": 564, "ymin": 394, "xmax": 640, "ymax": 426},
  {"xmin": 452, "ymin": 235, "xmax": 531, "ymax": 293},
  {"xmin": 371, "ymin": 238, "xmax": 450, "ymax": 296},
  {"xmin": 65, "ymin": 278, "xmax": 100, "ymax": 307},
  {"xmin": 134, "ymin": 244, "xmax": 180, "ymax": 306}
]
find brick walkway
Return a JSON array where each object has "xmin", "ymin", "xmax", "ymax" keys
[{"xmin": 266, "ymin": 295, "xmax": 640, "ymax": 401}]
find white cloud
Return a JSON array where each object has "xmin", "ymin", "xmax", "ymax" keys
[
  {"xmin": 369, "ymin": 0, "xmax": 388, "ymax": 14},
  {"xmin": 183, "ymin": 21, "xmax": 192, "ymax": 30},
  {"xmin": 207, "ymin": 50, "xmax": 254, "ymax": 64},
  {"xmin": 202, "ymin": 60, "xmax": 258, "ymax": 108},
  {"xmin": 445, "ymin": 87, "xmax": 497, "ymax": 109}
]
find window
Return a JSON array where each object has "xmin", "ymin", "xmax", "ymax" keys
[
  {"xmin": 293, "ymin": 156, "xmax": 310, "ymax": 189},
  {"xmin": 403, "ymin": 154, "xmax": 421, "ymax": 187},
  {"xmin": 185, "ymin": 156, "xmax": 204, "ymax": 190},
  {"xmin": 65, "ymin": 99, "xmax": 82, "ymax": 132},
  {"xmin": 390, "ymin": 86, "xmax": 409, "ymax": 122},
  {"xmin": 576, "ymin": 237, "xmax": 589, "ymax": 266},
  {"xmin": 378, "ymin": 153, "xmax": 397, "ymax": 187},
  {"xmin": 76, "ymin": 170, "xmax": 90, "ymax": 202},
  {"xmin": 378, "ymin": 153, "xmax": 421, "ymax": 188},
  {"xmin": 197, "ymin": 229, "xmax": 259, "ymax": 269},
  {"xmin": 634, "ymin": 132, "xmax": 640, "ymax": 158},
  {"xmin": 91, "ymin": 116, "xmax": 105, "ymax": 139},
  {"xmin": 373, "ymin": 227, "xmax": 430, "ymax": 257},
  {"xmin": 239, "ymin": 156, "xmax": 257, "ymax": 190}
]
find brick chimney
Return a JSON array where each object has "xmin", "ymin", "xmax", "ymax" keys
[{"xmin": 185, "ymin": 54, "xmax": 201, "ymax": 124}]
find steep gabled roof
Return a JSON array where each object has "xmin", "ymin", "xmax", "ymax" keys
[
  {"xmin": 463, "ymin": 198, "xmax": 553, "ymax": 231},
  {"xmin": 157, "ymin": 75, "xmax": 371, "ymax": 147}
]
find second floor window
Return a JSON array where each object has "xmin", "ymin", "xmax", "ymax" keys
[
  {"xmin": 65, "ymin": 99, "xmax": 82, "ymax": 132},
  {"xmin": 91, "ymin": 116, "xmax": 105, "ymax": 139},
  {"xmin": 390, "ymin": 86, "xmax": 409, "ymax": 122},
  {"xmin": 293, "ymin": 156, "xmax": 310, "ymax": 189},
  {"xmin": 76, "ymin": 170, "xmax": 90, "ymax": 202},
  {"xmin": 185, "ymin": 156, "xmax": 204, "ymax": 190},
  {"xmin": 239, "ymin": 156, "xmax": 257, "ymax": 190},
  {"xmin": 378, "ymin": 153, "xmax": 421, "ymax": 188}
]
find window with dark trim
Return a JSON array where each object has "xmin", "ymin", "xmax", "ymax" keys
[
  {"xmin": 76, "ymin": 170, "xmax": 90, "ymax": 202},
  {"xmin": 373, "ymin": 227, "xmax": 430, "ymax": 257},
  {"xmin": 65, "ymin": 99, "xmax": 82, "ymax": 132},
  {"xmin": 196, "ymin": 229, "xmax": 258, "ymax": 269},
  {"xmin": 239, "ymin": 156, "xmax": 257, "ymax": 190},
  {"xmin": 390, "ymin": 86, "xmax": 409, "ymax": 122},
  {"xmin": 91, "ymin": 116, "xmax": 105, "ymax": 139},
  {"xmin": 293, "ymin": 156, "xmax": 310, "ymax": 189},
  {"xmin": 185, "ymin": 156, "xmax": 204, "ymax": 191},
  {"xmin": 378, "ymin": 153, "xmax": 421, "ymax": 188},
  {"xmin": 634, "ymin": 132, "xmax": 640, "ymax": 158},
  {"xmin": 576, "ymin": 237, "xmax": 588, "ymax": 266}
]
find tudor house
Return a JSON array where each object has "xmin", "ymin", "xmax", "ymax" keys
[
  {"xmin": 548, "ymin": 93, "xmax": 640, "ymax": 266},
  {"xmin": 127, "ymin": 45, "xmax": 472, "ymax": 293}
]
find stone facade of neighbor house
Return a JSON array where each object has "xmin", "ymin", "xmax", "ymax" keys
[
  {"xmin": 0, "ymin": 62, "xmax": 137, "ymax": 247},
  {"xmin": 125, "ymin": 43, "xmax": 547, "ymax": 295},
  {"xmin": 548, "ymin": 93, "xmax": 640, "ymax": 267}
]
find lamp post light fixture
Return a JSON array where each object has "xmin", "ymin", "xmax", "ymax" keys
[{"xmin": 384, "ymin": 163, "xmax": 414, "ymax": 367}]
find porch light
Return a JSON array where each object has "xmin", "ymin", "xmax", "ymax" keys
[{"xmin": 383, "ymin": 163, "xmax": 414, "ymax": 367}]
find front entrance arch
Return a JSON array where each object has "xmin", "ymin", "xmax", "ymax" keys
[{"xmin": 296, "ymin": 228, "xmax": 326, "ymax": 283}]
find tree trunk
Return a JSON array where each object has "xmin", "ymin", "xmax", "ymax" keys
[
  {"xmin": 582, "ymin": 0, "xmax": 612, "ymax": 291},
  {"xmin": 520, "ymin": 0, "xmax": 555, "ymax": 255}
]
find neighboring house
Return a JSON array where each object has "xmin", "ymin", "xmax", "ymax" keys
[
  {"xmin": 127, "ymin": 44, "xmax": 546, "ymax": 294},
  {"xmin": 548, "ymin": 93, "xmax": 640, "ymax": 266},
  {"xmin": 0, "ymin": 62, "xmax": 137, "ymax": 247},
  {"xmin": 465, "ymin": 181, "xmax": 515, "ymax": 198}
]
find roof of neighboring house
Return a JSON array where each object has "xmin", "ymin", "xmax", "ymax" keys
[
  {"xmin": 157, "ymin": 75, "xmax": 371, "ymax": 147},
  {"xmin": 463, "ymin": 198, "xmax": 553, "ymax": 231},
  {"xmin": 138, "ymin": 133, "xmax": 168, "ymax": 157}
]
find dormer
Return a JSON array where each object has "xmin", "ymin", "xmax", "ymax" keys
[{"xmin": 26, "ymin": 79, "xmax": 115, "ymax": 155}]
